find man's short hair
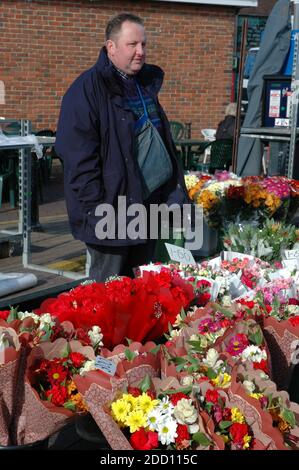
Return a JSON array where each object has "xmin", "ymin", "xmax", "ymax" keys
[{"xmin": 105, "ymin": 13, "xmax": 144, "ymax": 41}]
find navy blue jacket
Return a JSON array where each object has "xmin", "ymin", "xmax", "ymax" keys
[{"xmin": 55, "ymin": 47, "xmax": 190, "ymax": 246}]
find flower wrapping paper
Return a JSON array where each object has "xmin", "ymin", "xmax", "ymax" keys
[
  {"xmin": 232, "ymin": 362, "xmax": 299, "ymax": 449},
  {"xmin": 262, "ymin": 317, "xmax": 299, "ymax": 390},
  {"xmin": 228, "ymin": 364, "xmax": 289, "ymax": 450},
  {"xmin": 0, "ymin": 341, "xmax": 74, "ymax": 446},
  {"xmin": 151, "ymin": 377, "xmax": 221, "ymax": 450},
  {"xmin": 73, "ymin": 341, "xmax": 161, "ymax": 449},
  {"xmin": 0, "ymin": 348, "xmax": 20, "ymax": 445}
]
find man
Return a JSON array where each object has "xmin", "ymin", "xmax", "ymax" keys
[{"xmin": 55, "ymin": 13, "xmax": 191, "ymax": 282}]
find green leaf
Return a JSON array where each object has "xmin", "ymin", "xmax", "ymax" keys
[
  {"xmin": 180, "ymin": 308, "xmax": 186, "ymax": 320},
  {"xmin": 249, "ymin": 329, "xmax": 263, "ymax": 347},
  {"xmin": 7, "ymin": 307, "xmax": 18, "ymax": 322},
  {"xmin": 125, "ymin": 338, "xmax": 132, "ymax": 345},
  {"xmin": 192, "ymin": 432, "xmax": 211, "ymax": 447},
  {"xmin": 212, "ymin": 303, "xmax": 234, "ymax": 319},
  {"xmin": 149, "ymin": 344, "xmax": 161, "ymax": 355},
  {"xmin": 162, "ymin": 386, "xmax": 192, "ymax": 395},
  {"xmin": 176, "ymin": 363, "xmax": 186, "ymax": 372},
  {"xmin": 281, "ymin": 408, "xmax": 296, "ymax": 428},
  {"xmin": 267, "ymin": 393, "xmax": 273, "ymax": 406},
  {"xmin": 187, "ymin": 340, "xmax": 204, "ymax": 352},
  {"xmin": 64, "ymin": 401, "xmax": 76, "ymax": 412},
  {"xmin": 124, "ymin": 348, "xmax": 137, "ymax": 362},
  {"xmin": 61, "ymin": 342, "xmax": 70, "ymax": 358},
  {"xmin": 206, "ymin": 367, "xmax": 217, "ymax": 380},
  {"xmin": 219, "ymin": 420, "xmax": 232, "ymax": 430},
  {"xmin": 204, "ymin": 402, "xmax": 213, "ymax": 414},
  {"xmin": 40, "ymin": 325, "xmax": 52, "ymax": 342},
  {"xmin": 171, "ymin": 356, "xmax": 187, "ymax": 365},
  {"xmin": 139, "ymin": 375, "xmax": 151, "ymax": 393}
]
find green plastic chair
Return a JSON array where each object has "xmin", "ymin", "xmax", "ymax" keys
[
  {"xmin": 169, "ymin": 121, "xmax": 185, "ymax": 141},
  {"xmin": 188, "ymin": 141, "xmax": 212, "ymax": 170},
  {"xmin": 169, "ymin": 121, "xmax": 186, "ymax": 169},
  {"xmin": 35, "ymin": 129, "xmax": 55, "ymax": 183},
  {"xmin": 196, "ymin": 139, "xmax": 233, "ymax": 174}
]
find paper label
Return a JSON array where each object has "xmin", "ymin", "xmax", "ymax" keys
[
  {"xmin": 283, "ymin": 249, "xmax": 299, "ymax": 260},
  {"xmin": 95, "ymin": 356, "xmax": 117, "ymax": 376},
  {"xmin": 165, "ymin": 243, "xmax": 196, "ymax": 265},
  {"xmin": 274, "ymin": 118, "xmax": 289, "ymax": 127},
  {"xmin": 269, "ymin": 90, "xmax": 281, "ymax": 118},
  {"xmin": 268, "ymin": 268, "xmax": 291, "ymax": 280},
  {"xmin": 282, "ymin": 259, "xmax": 299, "ymax": 270}
]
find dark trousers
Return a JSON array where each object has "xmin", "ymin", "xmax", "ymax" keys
[{"xmin": 86, "ymin": 240, "xmax": 157, "ymax": 282}]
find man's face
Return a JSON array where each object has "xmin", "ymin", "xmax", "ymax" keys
[{"xmin": 106, "ymin": 21, "xmax": 146, "ymax": 75}]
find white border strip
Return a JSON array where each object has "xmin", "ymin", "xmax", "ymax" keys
[{"xmin": 151, "ymin": 0, "xmax": 257, "ymax": 6}]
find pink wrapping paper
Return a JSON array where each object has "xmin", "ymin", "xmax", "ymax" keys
[
  {"xmin": 0, "ymin": 354, "xmax": 20, "ymax": 445},
  {"xmin": 75, "ymin": 366, "xmax": 155, "ymax": 450},
  {"xmin": 0, "ymin": 327, "xmax": 22, "ymax": 445},
  {"xmin": 262, "ymin": 316, "xmax": 299, "ymax": 390},
  {"xmin": 0, "ymin": 343, "xmax": 74, "ymax": 446},
  {"xmin": 83, "ymin": 383, "xmax": 133, "ymax": 450},
  {"xmin": 235, "ymin": 362, "xmax": 299, "ymax": 449},
  {"xmin": 73, "ymin": 341, "xmax": 161, "ymax": 449},
  {"xmin": 228, "ymin": 364, "xmax": 288, "ymax": 450}
]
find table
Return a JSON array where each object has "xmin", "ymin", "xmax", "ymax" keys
[
  {"xmin": 174, "ymin": 139, "xmax": 210, "ymax": 170},
  {"xmin": 0, "ymin": 135, "xmax": 89, "ymax": 280}
]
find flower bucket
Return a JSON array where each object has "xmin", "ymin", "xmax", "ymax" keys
[{"xmin": 187, "ymin": 218, "xmax": 218, "ymax": 258}]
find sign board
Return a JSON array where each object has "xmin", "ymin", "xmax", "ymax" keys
[
  {"xmin": 165, "ymin": 243, "xmax": 197, "ymax": 265},
  {"xmin": 283, "ymin": 249, "xmax": 299, "ymax": 260}
]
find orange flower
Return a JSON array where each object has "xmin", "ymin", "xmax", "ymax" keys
[
  {"xmin": 278, "ymin": 418, "xmax": 291, "ymax": 434},
  {"xmin": 188, "ymin": 178, "xmax": 210, "ymax": 200},
  {"xmin": 66, "ymin": 379, "xmax": 88, "ymax": 412},
  {"xmin": 196, "ymin": 189, "xmax": 219, "ymax": 212},
  {"xmin": 264, "ymin": 193, "xmax": 281, "ymax": 214}
]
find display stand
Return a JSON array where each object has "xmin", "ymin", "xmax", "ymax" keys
[
  {"xmin": 239, "ymin": 2, "xmax": 299, "ymax": 179},
  {"xmin": 0, "ymin": 127, "xmax": 90, "ymax": 280}
]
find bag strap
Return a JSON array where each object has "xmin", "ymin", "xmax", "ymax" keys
[{"xmin": 135, "ymin": 81, "xmax": 149, "ymax": 119}]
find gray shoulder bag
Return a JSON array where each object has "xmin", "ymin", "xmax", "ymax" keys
[{"xmin": 134, "ymin": 82, "xmax": 173, "ymax": 200}]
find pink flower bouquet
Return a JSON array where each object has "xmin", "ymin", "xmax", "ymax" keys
[{"xmin": 231, "ymin": 362, "xmax": 299, "ymax": 449}]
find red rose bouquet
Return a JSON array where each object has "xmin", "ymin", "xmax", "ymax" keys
[{"xmin": 36, "ymin": 273, "xmax": 195, "ymax": 349}]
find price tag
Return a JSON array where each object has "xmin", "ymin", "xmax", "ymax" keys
[
  {"xmin": 283, "ymin": 249, "xmax": 299, "ymax": 260},
  {"xmin": 282, "ymin": 259, "xmax": 299, "ymax": 270},
  {"xmin": 94, "ymin": 356, "xmax": 117, "ymax": 376},
  {"xmin": 165, "ymin": 243, "xmax": 196, "ymax": 265}
]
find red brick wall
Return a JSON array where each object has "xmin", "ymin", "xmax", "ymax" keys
[{"xmin": 0, "ymin": 0, "xmax": 236, "ymax": 138}]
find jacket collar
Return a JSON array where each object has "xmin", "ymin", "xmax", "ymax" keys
[{"xmin": 95, "ymin": 47, "xmax": 164, "ymax": 97}]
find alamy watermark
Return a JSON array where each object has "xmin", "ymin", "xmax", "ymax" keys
[{"xmin": 93, "ymin": 196, "xmax": 204, "ymax": 250}]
